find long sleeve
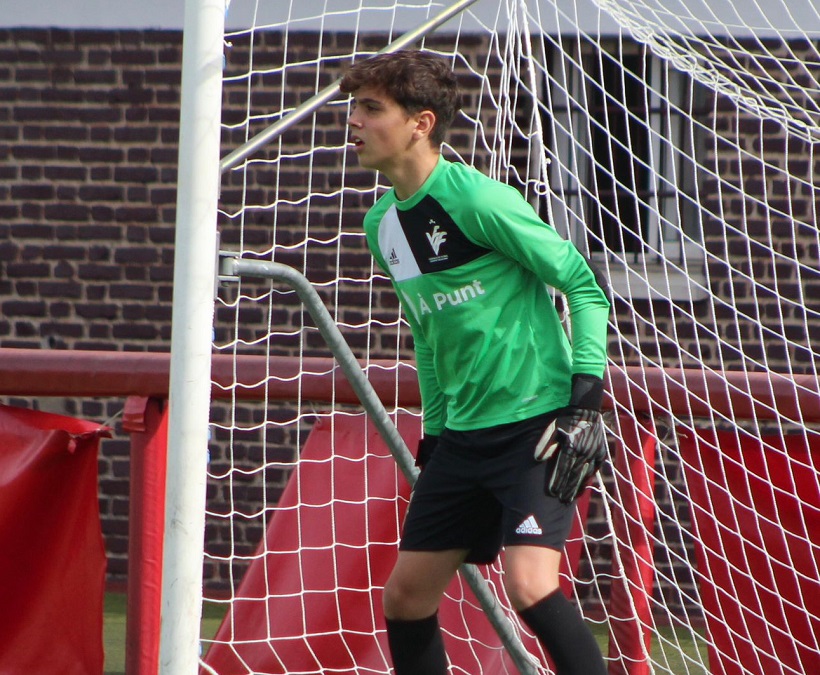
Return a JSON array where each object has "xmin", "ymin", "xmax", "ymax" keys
[
  {"xmin": 412, "ymin": 329, "xmax": 447, "ymax": 435},
  {"xmin": 460, "ymin": 181, "xmax": 611, "ymax": 378}
]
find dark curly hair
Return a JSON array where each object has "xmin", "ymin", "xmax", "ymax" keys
[{"xmin": 340, "ymin": 50, "xmax": 461, "ymax": 147}]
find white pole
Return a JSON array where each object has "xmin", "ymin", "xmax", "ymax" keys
[{"xmin": 161, "ymin": 0, "xmax": 224, "ymax": 672}]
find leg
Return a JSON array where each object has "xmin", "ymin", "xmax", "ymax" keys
[
  {"xmin": 383, "ymin": 549, "xmax": 466, "ymax": 675},
  {"xmin": 503, "ymin": 544, "xmax": 562, "ymax": 610},
  {"xmin": 505, "ymin": 545, "xmax": 606, "ymax": 675},
  {"xmin": 383, "ymin": 549, "xmax": 466, "ymax": 619}
]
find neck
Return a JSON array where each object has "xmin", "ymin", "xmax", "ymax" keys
[{"xmin": 388, "ymin": 152, "xmax": 440, "ymax": 201}]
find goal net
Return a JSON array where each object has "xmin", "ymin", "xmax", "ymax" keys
[{"xmin": 171, "ymin": 0, "xmax": 820, "ymax": 673}]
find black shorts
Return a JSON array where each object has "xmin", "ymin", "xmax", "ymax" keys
[{"xmin": 399, "ymin": 411, "xmax": 577, "ymax": 565}]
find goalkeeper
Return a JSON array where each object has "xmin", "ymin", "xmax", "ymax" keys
[{"xmin": 341, "ymin": 50, "xmax": 610, "ymax": 675}]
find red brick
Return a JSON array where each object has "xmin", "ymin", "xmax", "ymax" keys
[
  {"xmin": 40, "ymin": 281, "xmax": 82, "ymax": 298},
  {"xmin": 6, "ymin": 262, "xmax": 50, "ymax": 277},
  {"xmin": 79, "ymin": 185, "xmax": 125, "ymax": 202},
  {"xmin": 78, "ymin": 264, "xmax": 122, "ymax": 281},
  {"xmin": 11, "ymin": 183, "xmax": 54, "ymax": 200},
  {"xmin": 44, "ymin": 203, "xmax": 91, "ymax": 222},
  {"xmin": 109, "ymin": 284, "xmax": 154, "ymax": 300},
  {"xmin": 3, "ymin": 299, "xmax": 47, "ymax": 316}
]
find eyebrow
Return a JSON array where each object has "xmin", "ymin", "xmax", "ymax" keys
[{"xmin": 352, "ymin": 96, "xmax": 386, "ymax": 107}]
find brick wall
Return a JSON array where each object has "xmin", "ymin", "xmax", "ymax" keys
[
  {"xmin": 0, "ymin": 28, "xmax": 180, "ymax": 352},
  {"xmin": 1, "ymin": 28, "xmax": 817, "ymax": 604}
]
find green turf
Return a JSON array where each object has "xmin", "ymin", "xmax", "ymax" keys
[
  {"xmin": 589, "ymin": 621, "xmax": 710, "ymax": 674},
  {"xmin": 104, "ymin": 593, "xmax": 708, "ymax": 674},
  {"xmin": 103, "ymin": 594, "xmax": 127, "ymax": 675},
  {"xmin": 103, "ymin": 593, "xmax": 225, "ymax": 675}
]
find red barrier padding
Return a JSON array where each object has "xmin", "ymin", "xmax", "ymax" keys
[
  {"xmin": 0, "ymin": 404, "xmax": 109, "ymax": 674},
  {"xmin": 678, "ymin": 428, "xmax": 820, "ymax": 675},
  {"xmin": 123, "ymin": 397, "xmax": 168, "ymax": 675},
  {"xmin": 202, "ymin": 413, "xmax": 592, "ymax": 674},
  {"xmin": 607, "ymin": 415, "xmax": 657, "ymax": 675}
]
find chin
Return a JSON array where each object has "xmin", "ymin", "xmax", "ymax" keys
[{"xmin": 356, "ymin": 155, "xmax": 379, "ymax": 171}]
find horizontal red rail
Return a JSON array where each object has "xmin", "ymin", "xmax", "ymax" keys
[
  {"xmin": 0, "ymin": 348, "xmax": 413, "ymax": 403},
  {"xmin": 0, "ymin": 348, "xmax": 818, "ymax": 423}
]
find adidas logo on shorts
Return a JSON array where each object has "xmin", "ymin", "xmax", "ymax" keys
[{"xmin": 515, "ymin": 515, "xmax": 543, "ymax": 535}]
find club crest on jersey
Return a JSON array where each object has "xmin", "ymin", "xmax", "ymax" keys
[{"xmin": 425, "ymin": 221, "xmax": 449, "ymax": 263}]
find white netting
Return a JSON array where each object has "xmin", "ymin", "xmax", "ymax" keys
[{"xmin": 198, "ymin": 1, "xmax": 820, "ymax": 673}]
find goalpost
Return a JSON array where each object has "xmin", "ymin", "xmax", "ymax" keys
[{"xmin": 164, "ymin": 0, "xmax": 820, "ymax": 673}]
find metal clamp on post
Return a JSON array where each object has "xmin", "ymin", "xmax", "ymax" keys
[{"xmin": 217, "ymin": 249, "xmax": 241, "ymax": 284}]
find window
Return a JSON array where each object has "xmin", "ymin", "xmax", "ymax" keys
[{"xmin": 544, "ymin": 39, "xmax": 708, "ymax": 300}]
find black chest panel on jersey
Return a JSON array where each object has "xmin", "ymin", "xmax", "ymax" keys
[{"xmin": 396, "ymin": 194, "xmax": 491, "ymax": 274}]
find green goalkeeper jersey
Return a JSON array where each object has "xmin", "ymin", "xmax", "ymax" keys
[{"xmin": 364, "ymin": 156, "xmax": 610, "ymax": 436}]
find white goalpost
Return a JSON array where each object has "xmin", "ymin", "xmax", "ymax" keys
[
  {"xmin": 162, "ymin": 0, "xmax": 225, "ymax": 672},
  {"xmin": 164, "ymin": 0, "xmax": 820, "ymax": 673}
]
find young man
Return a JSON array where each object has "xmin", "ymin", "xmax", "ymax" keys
[{"xmin": 340, "ymin": 50, "xmax": 610, "ymax": 675}]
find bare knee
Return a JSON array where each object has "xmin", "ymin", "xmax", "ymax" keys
[
  {"xmin": 504, "ymin": 567, "xmax": 560, "ymax": 610},
  {"xmin": 383, "ymin": 550, "xmax": 464, "ymax": 620},
  {"xmin": 503, "ymin": 546, "xmax": 562, "ymax": 611},
  {"xmin": 383, "ymin": 572, "xmax": 435, "ymax": 620}
]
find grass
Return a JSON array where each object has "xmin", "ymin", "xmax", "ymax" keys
[
  {"xmin": 103, "ymin": 593, "xmax": 225, "ymax": 675},
  {"xmin": 590, "ymin": 621, "xmax": 710, "ymax": 674},
  {"xmin": 103, "ymin": 594, "xmax": 127, "ymax": 675},
  {"xmin": 104, "ymin": 593, "xmax": 708, "ymax": 674}
]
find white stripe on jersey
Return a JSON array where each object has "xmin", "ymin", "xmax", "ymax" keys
[{"xmin": 377, "ymin": 204, "xmax": 421, "ymax": 282}]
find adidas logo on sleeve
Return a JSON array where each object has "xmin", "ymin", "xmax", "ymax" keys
[{"xmin": 515, "ymin": 515, "xmax": 543, "ymax": 535}]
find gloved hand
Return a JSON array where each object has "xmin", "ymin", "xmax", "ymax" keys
[
  {"xmin": 415, "ymin": 434, "xmax": 439, "ymax": 471},
  {"xmin": 534, "ymin": 374, "xmax": 607, "ymax": 503}
]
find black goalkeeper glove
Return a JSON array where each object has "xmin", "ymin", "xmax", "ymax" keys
[
  {"xmin": 415, "ymin": 434, "xmax": 439, "ymax": 471},
  {"xmin": 534, "ymin": 374, "xmax": 607, "ymax": 504}
]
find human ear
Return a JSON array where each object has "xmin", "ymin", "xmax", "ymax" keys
[{"xmin": 413, "ymin": 110, "xmax": 437, "ymax": 140}]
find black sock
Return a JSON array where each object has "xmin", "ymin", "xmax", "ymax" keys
[
  {"xmin": 385, "ymin": 613, "xmax": 448, "ymax": 675},
  {"xmin": 517, "ymin": 589, "xmax": 606, "ymax": 675}
]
